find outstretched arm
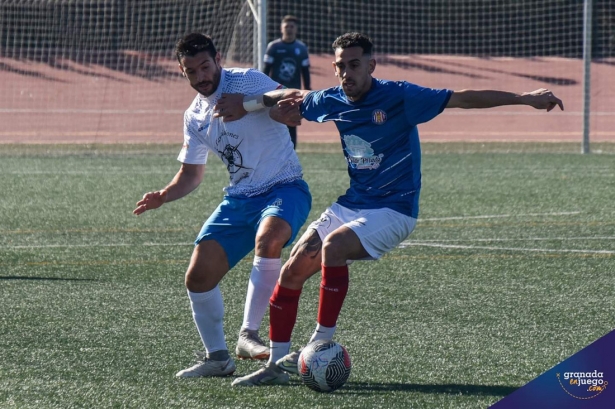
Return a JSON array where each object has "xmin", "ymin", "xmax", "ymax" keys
[
  {"xmin": 263, "ymin": 89, "xmax": 310, "ymax": 126},
  {"xmin": 447, "ymin": 88, "xmax": 564, "ymax": 111},
  {"xmin": 262, "ymin": 88, "xmax": 310, "ymax": 107},
  {"xmin": 133, "ymin": 163, "xmax": 204, "ymax": 215},
  {"xmin": 214, "ymin": 89, "xmax": 310, "ymax": 125}
]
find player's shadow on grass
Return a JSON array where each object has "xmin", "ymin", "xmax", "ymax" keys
[
  {"xmin": 378, "ymin": 56, "xmax": 487, "ymax": 80},
  {"xmin": 342, "ymin": 381, "xmax": 517, "ymax": 397},
  {"xmin": 433, "ymin": 57, "xmax": 578, "ymax": 86},
  {"xmin": 0, "ymin": 51, "xmax": 177, "ymax": 82},
  {"xmin": 0, "ymin": 61, "xmax": 66, "ymax": 82},
  {"xmin": 0, "ymin": 276, "xmax": 96, "ymax": 281}
]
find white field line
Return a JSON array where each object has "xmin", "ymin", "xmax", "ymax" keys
[
  {"xmin": 3, "ymin": 243, "xmax": 192, "ymax": 250},
  {"xmin": 408, "ymin": 237, "xmax": 615, "ymax": 242},
  {"xmin": 4, "ymin": 169, "xmax": 613, "ymax": 176},
  {"xmin": 402, "ymin": 211, "xmax": 614, "ymax": 254},
  {"xmin": 0, "ymin": 109, "xmax": 184, "ymax": 115},
  {"xmin": 398, "ymin": 241, "xmax": 615, "ymax": 255},
  {"xmin": 1, "ymin": 109, "xmax": 615, "ymax": 116},
  {"xmin": 441, "ymin": 111, "xmax": 615, "ymax": 117},
  {"xmin": 0, "ymin": 213, "xmax": 600, "ymax": 251},
  {"xmin": 420, "ymin": 211, "xmax": 581, "ymax": 221},
  {"xmin": 4, "ymin": 168, "xmax": 613, "ymax": 176},
  {"xmin": 6, "ymin": 239, "xmax": 612, "ymax": 255},
  {"xmin": 2, "ymin": 170, "xmax": 190, "ymax": 175}
]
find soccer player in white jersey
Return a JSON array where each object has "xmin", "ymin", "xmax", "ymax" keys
[
  {"xmin": 132, "ymin": 33, "xmax": 312, "ymax": 378},
  {"xmin": 224, "ymin": 32, "xmax": 563, "ymax": 386}
]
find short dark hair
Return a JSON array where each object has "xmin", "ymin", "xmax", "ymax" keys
[
  {"xmin": 332, "ymin": 32, "xmax": 373, "ymax": 56},
  {"xmin": 282, "ymin": 15, "xmax": 298, "ymax": 25},
  {"xmin": 175, "ymin": 33, "xmax": 217, "ymax": 64}
]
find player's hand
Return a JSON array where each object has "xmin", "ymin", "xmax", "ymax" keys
[
  {"xmin": 213, "ymin": 93, "xmax": 247, "ymax": 122},
  {"xmin": 133, "ymin": 189, "xmax": 168, "ymax": 215},
  {"xmin": 270, "ymin": 97, "xmax": 303, "ymax": 126},
  {"xmin": 522, "ymin": 88, "xmax": 564, "ymax": 112}
]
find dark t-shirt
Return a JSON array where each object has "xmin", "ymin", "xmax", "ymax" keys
[{"xmin": 263, "ymin": 39, "xmax": 310, "ymax": 89}]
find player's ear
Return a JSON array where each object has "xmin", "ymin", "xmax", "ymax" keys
[{"xmin": 368, "ymin": 58, "xmax": 376, "ymax": 74}]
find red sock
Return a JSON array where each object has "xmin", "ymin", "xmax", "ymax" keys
[
  {"xmin": 269, "ymin": 283, "xmax": 302, "ymax": 342},
  {"xmin": 317, "ymin": 264, "xmax": 349, "ymax": 328}
]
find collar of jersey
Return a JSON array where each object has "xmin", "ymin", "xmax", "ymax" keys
[{"xmin": 341, "ymin": 77, "xmax": 377, "ymax": 105}]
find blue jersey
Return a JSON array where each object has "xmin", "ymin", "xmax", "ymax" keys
[{"xmin": 300, "ymin": 78, "xmax": 452, "ymax": 218}]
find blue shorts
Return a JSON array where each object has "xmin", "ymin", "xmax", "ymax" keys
[{"xmin": 195, "ymin": 179, "xmax": 312, "ymax": 269}]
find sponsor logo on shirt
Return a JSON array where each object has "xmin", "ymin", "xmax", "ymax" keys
[
  {"xmin": 372, "ymin": 109, "xmax": 387, "ymax": 124},
  {"xmin": 216, "ymin": 130, "xmax": 240, "ymax": 146},
  {"xmin": 343, "ymin": 134, "xmax": 384, "ymax": 170}
]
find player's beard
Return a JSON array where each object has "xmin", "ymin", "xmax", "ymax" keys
[
  {"xmin": 194, "ymin": 67, "xmax": 221, "ymax": 97},
  {"xmin": 342, "ymin": 79, "xmax": 360, "ymax": 100}
]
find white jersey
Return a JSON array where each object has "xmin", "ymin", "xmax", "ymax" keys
[{"xmin": 178, "ymin": 67, "xmax": 303, "ymax": 197}]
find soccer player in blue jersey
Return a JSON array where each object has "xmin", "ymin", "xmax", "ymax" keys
[{"xmin": 222, "ymin": 32, "xmax": 563, "ymax": 386}]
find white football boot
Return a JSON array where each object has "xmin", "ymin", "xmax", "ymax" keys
[
  {"xmin": 175, "ymin": 351, "xmax": 236, "ymax": 378},
  {"xmin": 235, "ymin": 329, "xmax": 270, "ymax": 360},
  {"xmin": 231, "ymin": 363, "xmax": 290, "ymax": 387},
  {"xmin": 275, "ymin": 349, "xmax": 302, "ymax": 375}
]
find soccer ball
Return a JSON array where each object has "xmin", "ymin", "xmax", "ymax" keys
[{"xmin": 298, "ymin": 340, "xmax": 352, "ymax": 393}]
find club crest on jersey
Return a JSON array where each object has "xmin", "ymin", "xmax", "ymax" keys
[{"xmin": 372, "ymin": 109, "xmax": 387, "ymax": 125}]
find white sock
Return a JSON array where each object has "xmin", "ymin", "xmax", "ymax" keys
[
  {"xmin": 188, "ymin": 287, "xmax": 227, "ymax": 355},
  {"xmin": 241, "ymin": 256, "xmax": 281, "ymax": 332},
  {"xmin": 269, "ymin": 340, "xmax": 291, "ymax": 365},
  {"xmin": 309, "ymin": 324, "xmax": 336, "ymax": 343}
]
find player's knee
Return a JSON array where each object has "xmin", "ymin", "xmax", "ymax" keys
[
  {"xmin": 279, "ymin": 264, "xmax": 297, "ymax": 284},
  {"xmin": 255, "ymin": 231, "xmax": 288, "ymax": 257},
  {"xmin": 184, "ymin": 268, "xmax": 216, "ymax": 292},
  {"xmin": 322, "ymin": 236, "xmax": 348, "ymax": 263},
  {"xmin": 184, "ymin": 269, "xmax": 202, "ymax": 291},
  {"xmin": 279, "ymin": 255, "xmax": 318, "ymax": 287}
]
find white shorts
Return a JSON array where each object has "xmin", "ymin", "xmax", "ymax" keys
[{"xmin": 307, "ymin": 202, "xmax": 417, "ymax": 260}]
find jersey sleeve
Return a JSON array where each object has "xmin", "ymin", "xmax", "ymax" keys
[
  {"xmin": 403, "ymin": 82, "xmax": 453, "ymax": 125},
  {"xmin": 301, "ymin": 43, "xmax": 310, "ymax": 67},
  {"xmin": 177, "ymin": 111, "xmax": 209, "ymax": 165},
  {"xmin": 263, "ymin": 41, "xmax": 276, "ymax": 65},
  {"xmin": 300, "ymin": 89, "xmax": 330, "ymax": 123}
]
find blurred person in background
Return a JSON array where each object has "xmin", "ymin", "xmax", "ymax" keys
[{"xmin": 263, "ymin": 15, "xmax": 311, "ymax": 149}]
